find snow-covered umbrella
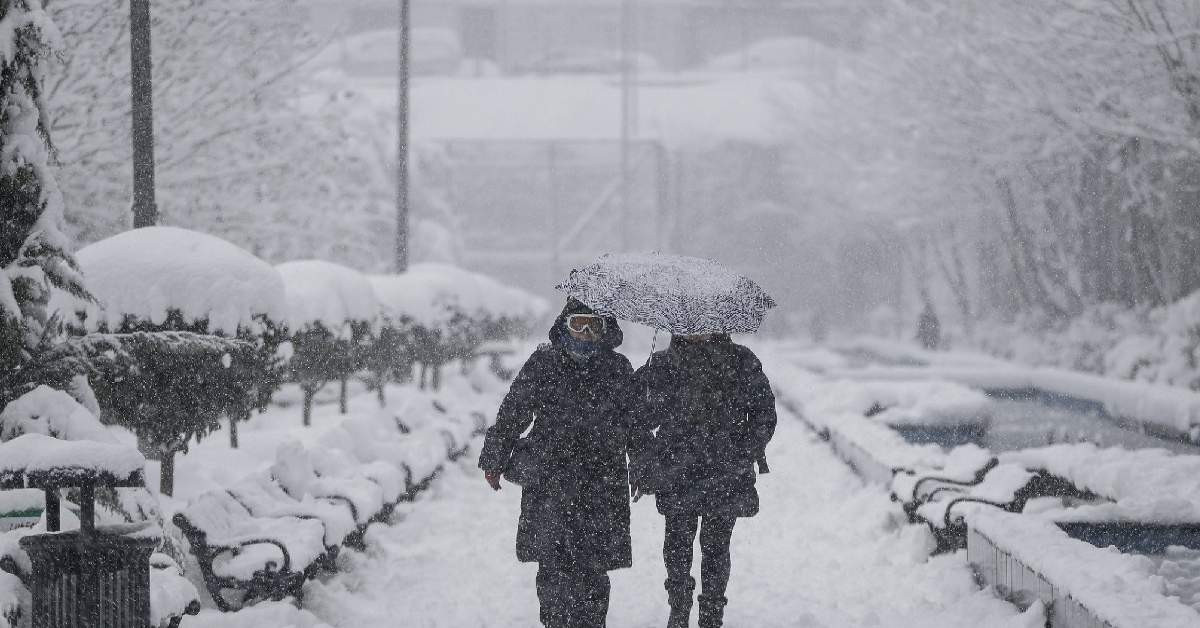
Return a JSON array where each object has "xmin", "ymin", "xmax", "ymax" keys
[{"xmin": 555, "ymin": 252, "xmax": 776, "ymax": 335}]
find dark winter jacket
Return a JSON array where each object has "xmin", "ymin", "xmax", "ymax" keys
[
  {"xmin": 633, "ymin": 335, "xmax": 776, "ymax": 518},
  {"xmin": 478, "ymin": 300, "xmax": 645, "ymax": 571}
]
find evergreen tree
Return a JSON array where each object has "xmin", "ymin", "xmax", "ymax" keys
[{"xmin": 0, "ymin": 0, "xmax": 91, "ymax": 410}]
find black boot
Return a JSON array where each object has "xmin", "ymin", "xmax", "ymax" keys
[
  {"xmin": 667, "ymin": 604, "xmax": 691, "ymax": 628},
  {"xmin": 665, "ymin": 577, "xmax": 694, "ymax": 628},
  {"xmin": 697, "ymin": 595, "xmax": 727, "ymax": 628}
]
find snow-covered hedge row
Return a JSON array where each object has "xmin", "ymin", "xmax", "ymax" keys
[
  {"xmin": 57, "ymin": 227, "xmax": 290, "ymax": 489},
  {"xmin": 50, "ymin": 227, "xmax": 545, "ymax": 433}
]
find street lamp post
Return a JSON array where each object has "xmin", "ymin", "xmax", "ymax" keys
[
  {"xmin": 619, "ymin": 0, "xmax": 635, "ymax": 252},
  {"xmin": 130, "ymin": 0, "xmax": 157, "ymax": 228},
  {"xmin": 395, "ymin": 0, "xmax": 411, "ymax": 272}
]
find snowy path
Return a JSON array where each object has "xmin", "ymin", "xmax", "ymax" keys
[{"xmin": 296, "ymin": 403, "xmax": 1040, "ymax": 628}]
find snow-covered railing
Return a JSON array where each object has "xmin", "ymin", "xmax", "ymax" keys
[{"xmin": 968, "ymin": 510, "xmax": 1200, "ymax": 627}]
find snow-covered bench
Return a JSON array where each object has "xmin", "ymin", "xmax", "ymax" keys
[
  {"xmin": 891, "ymin": 452, "xmax": 1104, "ymax": 552},
  {"xmin": 174, "ymin": 387, "xmax": 495, "ymax": 612},
  {"xmin": 226, "ymin": 471, "xmax": 358, "ymax": 549},
  {"xmin": 171, "ymin": 490, "xmax": 332, "ymax": 611}
]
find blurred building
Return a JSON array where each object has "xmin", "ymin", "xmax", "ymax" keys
[{"xmin": 304, "ymin": 0, "xmax": 874, "ymax": 73}]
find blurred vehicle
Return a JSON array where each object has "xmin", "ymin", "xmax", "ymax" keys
[{"xmin": 515, "ymin": 48, "xmax": 660, "ymax": 75}]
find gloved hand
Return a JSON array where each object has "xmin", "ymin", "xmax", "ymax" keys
[{"xmin": 485, "ymin": 470, "xmax": 502, "ymax": 491}]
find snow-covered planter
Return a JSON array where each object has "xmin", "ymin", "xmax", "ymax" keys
[
  {"xmin": 370, "ymin": 264, "xmax": 547, "ymax": 391},
  {"xmin": 62, "ymin": 227, "xmax": 288, "ymax": 492},
  {"xmin": 277, "ymin": 260, "xmax": 379, "ymax": 424}
]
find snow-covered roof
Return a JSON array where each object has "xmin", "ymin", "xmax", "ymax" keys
[
  {"xmin": 276, "ymin": 259, "xmax": 380, "ymax": 333},
  {"xmin": 370, "ymin": 263, "xmax": 549, "ymax": 327},
  {"xmin": 65, "ymin": 226, "xmax": 287, "ymax": 335}
]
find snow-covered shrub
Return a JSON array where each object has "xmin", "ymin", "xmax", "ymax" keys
[
  {"xmin": 370, "ymin": 265, "xmax": 547, "ymax": 391},
  {"xmin": 59, "ymin": 227, "xmax": 288, "ymax": 493},
  {"xmin": 277, "ymin": 260, "xmax": 379, "ymax": 424},
  {"xmin": 358, "ymin": 313, "xmax": 416, "ymax": 407}
]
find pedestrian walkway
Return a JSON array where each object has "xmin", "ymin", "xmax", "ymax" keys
[{"xmin": 299, "ymin": 393, "xmax": 1040, "ymax": 628}]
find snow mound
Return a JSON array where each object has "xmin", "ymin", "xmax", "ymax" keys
[
  {"xmin": 370, "ymin": 263, "xmax": 548, "ymax": 328},
  {"xmin": 66, "ymin": 226, "xmax": 286, "ymax": 335},
  {"xmin": 0, "ymin": 386, "xmax": 114, "ymax": 443},
  {"xmin": 805, "ymin": 378, "xmax": 992, "ymax": 427},
  {"xmin": 276, "ymin": 260, "xmax": 379, "ymax": 334}
]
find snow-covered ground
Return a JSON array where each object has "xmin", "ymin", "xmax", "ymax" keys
[{"xmin": 181, "ymin": 348, "xmax": 1040, "ymax": 628}]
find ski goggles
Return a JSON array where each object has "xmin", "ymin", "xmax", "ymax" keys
[{"xmin": 565, "ymin": 314, "xmax": 607, "ymax": 335}]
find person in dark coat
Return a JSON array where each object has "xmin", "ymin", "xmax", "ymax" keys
[
  {"xmin": 916, "ymin": 301, "xmax": 941, "ymax": 350},
  {"xmin": 633, "ymin": 334, "xmax": 777, "ymax": 628},
  {"xmin": 478, "ymin": 298, "xmax": 645, "ymax": 628}
]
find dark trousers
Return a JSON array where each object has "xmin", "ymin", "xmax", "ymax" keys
[
  {"xmin": 536, "ymin": 562, "xmax": 611, "ymax": 628},
  {"xmin": 663, "ymin": 514, "xmax": 736, "ymax": 605}
]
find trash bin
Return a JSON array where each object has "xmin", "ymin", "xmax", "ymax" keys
[{"xmin": 19, "ymin": 530, "xmax": 158, "ymax": 628}]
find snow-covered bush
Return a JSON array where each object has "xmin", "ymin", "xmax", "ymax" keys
[
  {"xmin": 60, "ymin": 227, "xmax": 288, "ymax": 493},
  {"xmin": 277, "ymin": 260, "xmax": 379, "ymax": 424},
  {"xmin": 370, "ymin": 265, "xmax": 547, "ymax": 391}
]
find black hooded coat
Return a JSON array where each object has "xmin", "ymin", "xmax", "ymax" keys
[
  {"xmin": 633, "ymin": 335, "xmax": 777, "ymax": 518},
  {"xmin": 478, "ymin": 301, "xmax": 644, "ymax": 571}
]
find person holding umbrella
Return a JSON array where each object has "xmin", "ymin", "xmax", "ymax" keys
[
  {"xmin": 634, "ymin": 333, "xmax": 776, "ymax": 628},
  {"xmin": 557, "ymin": 252, "xmax": 779, "ymax": 628},
  {"xmin": 478, "ymin": 297, "xmax": 645, "ymax": 628}
]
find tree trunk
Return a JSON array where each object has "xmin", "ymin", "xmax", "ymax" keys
[
  {"xmin": 339, "ymin": 377, "xmax": 349, "ymax": 414},
  {"xmin": 303, "ymin": 387, "xmax": 315, "ymax": 427},
  {"xmin": 160, "ymin": 451, "xmax": 175, "ymax": 497},
  {"xmin": 229, "ymin": 417, "xmax": 238, "ymax": 449},
  {"xmin": 431, "ymin": 364, "xmax": 442, "ymax": 391}
]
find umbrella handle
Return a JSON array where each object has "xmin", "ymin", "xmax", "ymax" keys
[{"xmin": 644, "ymin": 329, "xmax": 659, "ymax": 367}]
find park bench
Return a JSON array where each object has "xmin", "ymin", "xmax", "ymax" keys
[
  {"xmin": 171, "ymin": 490, "xmax": 332, "ymax": 611},
  {"xmin": 226, "ymin": 471, "xmax": 358, "ymax": 549},
  {"xmin": 896, "ymin": 460, "xmax": 1105, "ymax": 552}
]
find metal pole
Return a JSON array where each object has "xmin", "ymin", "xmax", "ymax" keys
[
  {"xmin": 130, "ymin": 0, "xmax": 157, "ymax": 228},
  {"xmin": 619, "ymin": 0, "xmax": 633, "ymax": 252},
  {"xmin": 395, "ymin": 0, "xmax": 411, "ymax": 272}
]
